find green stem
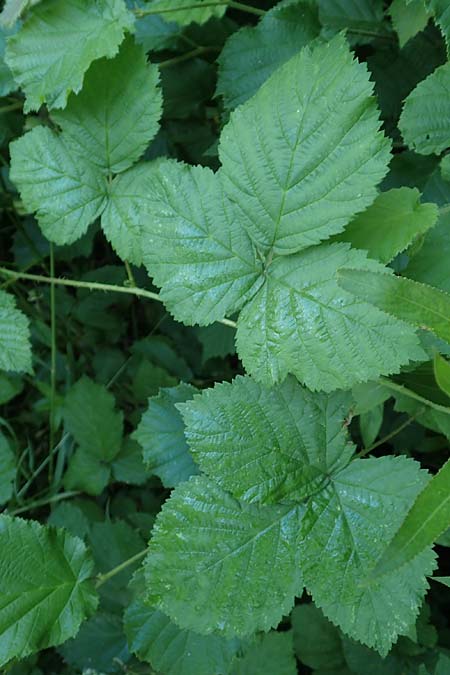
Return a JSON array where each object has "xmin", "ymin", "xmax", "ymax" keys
[
  {"xmin": 134, "ymin": 1, "xmax": 265, "ymax": 19},
  {"xmin": 95, "ymin": 549, "xmax": 148, "ymax": 588},
  {"xmin": 124, "ymin": 259, "xmax": 136, "ymax": 287},
  {"xmin": 48, "ymin": 244, "xmax": 56, "ymax": 481},
  {"xmin": 356, "ymin": 412, "xmax": 421, "ymax": 459},
  {"xmin": 7, "ymin": 491, "xmax": 80, "ymax": 516},
  {"xmin": 379, "ymin": 378, "xmax": 450, "ymax": 416},
  {"xmin": 159, "ymin": 45, "xmax": 219, "ymax": 69},
  {"xmin": 0, "ymin": 266, "xmax": 237, "ymax": 328},
  {"xmin": 0, "ymin": 101, "xmax": 23, "ymax": 114}
]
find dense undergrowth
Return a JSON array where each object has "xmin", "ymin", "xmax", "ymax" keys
[{"xmin": 0, "ymin": 0, "xmax": 449, "ymax": 673}]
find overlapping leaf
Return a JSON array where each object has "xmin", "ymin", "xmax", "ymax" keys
[
  {"xmin": 143, "ymin": 0, "xmax": 226, "ymax": 26},
  {"xmin": 5, "ymin": 0, "xmax": 134, "ymax": 111},
  {"xmin": 0, "ymin": 289, "xmax": 32, "ymax": 373},
  {"xmin": 0, "ymin": 431, "xmax": 15, "ymax": 506},
  {"xmin": 0, "ymin": 516, "xmax": 98, "ymax": 666}
]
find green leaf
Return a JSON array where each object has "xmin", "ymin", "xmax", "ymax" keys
[
  {"xmin": 0, "ymin": 27, "xmax": 16, "ymax": 96},
  {"xmin": 53, "ymin": 38, "xmax": 162, "ymax": 175},
  {"xmin": 59, "ymin": 613, "xmax": 129, "ymax": 674},
  {"xmin": 5, "ymin": 0, "xmax": 134, "ymax": 112},
  {"xmin": 0, "ymin": 0, "xmax": 41, "ymax": 27},
  {"xmin": 144, "ymin": 475, "xmax": 303, "ymax": 637},
  {"xmin": 230, "ymin": 631, "xmax": 297, "ymax": 675},
  {"xmin": 133, "ymin": 383, "xmax": 199, "ymax": 488},
  {"xmin": 0, "ymin": 516, "xmax": 98, "ymax": 666},
  {"xmin": 406, "ymin": 210, "xmax": 450, "ymax": 293},
  {"xmin": 236, "ymin": 244, "xmax": 425, "ymax": 390},
  {"xmin": 434, "ymin": 353, "xmax": 450, "ymax": 397},
  {"xmin": 359, "ymin": 402, "xmax": 383, "ymax": 448},
  {"xmin": 64, "ymin": 448, "xmax": 112, "ymax": 496},
  {"xmin": 0, "ymin": 289, "xmax": 32, "ymax": 373},
  {"xmin": 9, "ymin": 126, "xmax": 106, "ymax": 245},
  {"xmin": 317, "ymin": 0, "xmax": 386, "ymax": 40},
  {"xmin": 433, "ymin": 576, "xmax": 450, "ymax": 587},
  {"xmin": 140, "ymin": 160, "xmax": 263, "ymax": 325},
  {"xmin": 112, "ymin": 438, "xmax": 148, "ymax": 486},
  {"xmin": 338, "ymin": 187, "xmax": 438, "ymax": 263},
  {"xmin": 300, "ymin": 456, "xmax": 436, "ymax": 655},
  {"xmin": 143, "ymin": 0, "xmax": 226, "ymax": 26},
  {"xmin": 389, "ymin": 0, "xmax": 430, "ymax": 48},
  {"xmin": 124, "ymin": 601, "xmax": 241, "ymax": 675},
  {"xmin": 101, "ymin": 164, "xmax": 155, "ymax": 265},
  {"xmin": 291, "ymin": 604, "xmax": 346, "ymax": 671},
  {"xmin": 337, "ymin": 268, "xmax": 450, "ymax": 343},
  {"xmin": 399, "ymin": 61, "xmax": 450, "ymax": 155},
  {"xmin": 219, "ymin": 35, "xmax": 391, "ymax": 255},
  {"xmin": 216, "ymin": 1, "xmax": 320, "ymax": 110},
  {"xmin": 373, "ymin": 458, "xmax": 450, "ymax": 578},
  {"xmin": 0, "ymin": 431, "xmax": 15, "ymax": 506},
  {"xmin": 179, "ymin": 375, "xmax": 355, "ymax": 504},
  {"xmin": 428, "ymin": 0, "xmax": 450, "ymax": 53}
]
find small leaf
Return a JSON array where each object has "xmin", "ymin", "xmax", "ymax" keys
[
  {"xmin": 0, "ymin": 431, "xmax": 15, "ymax": 506},
  {"xmin": 0, "ymin": 516, "xmax": 98, "ymax": 666},
  {"xmin": 0, "ymin": 289, "xmax": 32, "ymax": 373},
  {"xmin": 124, "ymin": 601, "xmax": 241, "ymax": 675},
  {"xmin": 53, "ymin": 38, "xmax": 162, "ymax": 175},
  {"xmin": 143, "ymin": 0, "xmax": 226, "ymax": 26},
  {"xmin": 291, "ymin": 604, "xmax": 345, "ymax": 671},
  {"xmin": 133, "ymin": 383, "xmax": 199, "ymax": 488},
  {"xmin": 9, "ymin": 126, "xmax": 106, "ymax": 245},
  {"xmin": 338, "ymin": 268, "xmax": 450, "ymax": 343},
  {"xmin": 144, "ymin": 475, "xmax": 303, "ymax": 637},
  {"xmin": 406, "ymin": 210, "xmax": 450, "ymax": 293},
  {"xmin": 112, "ymin": 438, "xmax": 148, "ymax": 486},
  {"xmin": 339, "ymin": 187, "xmax": 438, "ymax": 263},
  {"xmin": 434, "ymin": 353, "xmax": 450, "ymax": 397},
  {"xmin": 433, "ymin": 576, "xmax": 450, "ymax": 587},
  {"xmin": 389, "ymin": 0, "xmax": 430, "ymax": 48},
  {"xmin": 373, "ymin": 458, "xmax": 450, "ymax": 578},
  {"xmin": 5, "ymin": 0, "xmax": 134, "ymax": 111},
  {"xmin": 359, "ymin": 402, "xmax": 383, "ymax": 448},
  {"xmin": 231, "ymin": 631, "xmax": 297, "ymax": 675},
  {"xmin": 399, "ymin": 61, "xmax": 450, "ymax": 155}
]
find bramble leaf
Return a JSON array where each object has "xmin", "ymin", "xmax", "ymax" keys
[
  {"xmin": 219, "ymin": 34, "xmax": 391, "ymax": 254},
  {"xmin": 0, "ymin": 431, "xmax": 15, "ymax": 506},
  {"xmin": 9, "ymin": 126, "xmax": 106, "ymax": 245},
  {"xmin": 236, "ymin": 244, "xmax": 425, "ymax": 390},
  {"xmin": 133, "ymin": 383, "xmax": 199, "ymax": 488},
  {"xmin": 144, "ymin": 475, "xmax": 304, "ymax": 637},
  {"xmin": 0, "ymin": 516, "xmax": 98, "ymax": 666},
  {"xmin": 141, "ymin": 161, "xmax": 263, "ymax": 325},
  {"xmin": 53, "ymin": 38, "xmax": 161, "ymax": 175},
  {"xmin": 399, "ymin": 61, "xmax": 450, "ymax": 155},
  {"xmin": 389, "ymin": 0, "xmax": 430, "ymax": 48},
  {"xmin": 373, "ymin": 458, "xmax": 450, "ymax": 578},
  {"xmin": 339, "ymin": 187, "xmax": 438, "ymax": 263},
  {"xmin": 124, "ymin": 601, "xmax": 241, "ymax": 675},
  {"xmin": 5, "ymin": 0, "xmax": 133, "ymax": 112},
  {"xmin": 179, "ymin": 375, "xmax": 355, "ymax": 504},
  {"xmin": 0, "ymin": 290, "xmax": 32, "ymax": 373},
  {"xmin": 216, "ymin": 1, "xmax": 320, "ymax": 110}
]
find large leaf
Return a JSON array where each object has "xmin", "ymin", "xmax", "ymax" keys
[
  {"xmin": 338, "ymin": 268, "xmax": 450, "ymax": 343},
  {"xmin": 399, "ymin": 61, "xmax": 450, "ymax": 155},
  {"xmin": 0, "ymin": 431, "xmax": 15, "ymax": 506},
  {"xmin": 179, "ymin": 375, "xmax": 355, "ymax": 504},
  {"xmin": 5, "ymin": 0, "xmax": 133, "ymax": 112},
  {"xmin": 339, "ymin": 187, "xmax": 438, "ymax": 263},
  {"xmin": 140, "ymin": 161, "xmax": 263, "ymax": 325},
  {"xmin": 124, "ymin": 601, "xmax": 241, "ymax": 675},
  {"xmin": 133, "ymin": 383, "xmax": 199, "ymax": 488},
  {"xmin": 9, "ymin": 126, "xmax": 106, "ymax": 245},
  {"xmin": 53, "ymin": 38, "xmax": 161, "ymax": 175},
  {"xmin": 216, "ymin": 1, "xmax": 320, "ymax": 110},
  {"xmin": 236, "ymin": 244, "xmax": 425, "ymax": 390},
  {"xmin": 373, "ymin": 458, "xmax": 450, "ymax": 578},
  {"xmin": 144, "ymin": 475, "xmax": 303, "ymax": 637},
  {"xmin": 0, "ymin": 516, "xmax": 98, "ymax": 666},
  {"xmin": 300, "ymin": 456, "xmax": 436, "ymax": 655},
  {"xmin": 0, "ymin": 289, "xmax": 32, "ymax": 373},
  {"xmin": 219, "ymin": 34, "xmax": 391, "ymax": 254}
]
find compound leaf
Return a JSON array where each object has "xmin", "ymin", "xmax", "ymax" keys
[
  {"xmin": 53, "ymin": 38, "xmax": 162, "ymax": 175},
  {"xmin": 219, "ymin": 35, "xmax": 391, "ymax": 255},
  {"xmin": 9, "ymin": 126, "xmax": 106, "ymax": 245},
  {"xmin": 399, "ymin": 61, "xmax": 450, "ymax": 155},
  {"xmin": 144, "ymin": 475, "xmax": 303, "ymax": 637},
  {"xmin": 338, "ymin": 268, "xmax": 450, "ymax": 343},
  {"xmin": 0, "ymin": 516, "xmax": 98, "ymax": 666},
  {"xmin": 216, "ymin": 1, "xmax": 320, "ymax": 110},
  {"xmin": 179, "ymin": 375, "xmax": 355, "ymax": 504},
  {"xmin": 0, "ymin": 289, "xmax": 32, "ymax": 373},
  {"xmin": 124, "ymin": 601, "xmax": 241, "ymax": 675},
  {"xmin": 300, "ymin": 456, "xmax": 436, "ymax": 655},
  {"xmin": 339, "ymin": 187, "xmax": 438, "ymax": 263},
  {"xmin": 236, "ymin": 244, "xmax": 425, "ymax": 390},
  {"xmin": 143, "ymin": 0, "xmax": 226, "ymax": 26},
  {"xmin": 141, "ymin": 160, "xmax": 263, "ymax": 325},
  {"xmin": 133, "ymin": 383, "xmax": 199, "ymax": 488},
  {"xmin": 0, "ymin": 431, "xmax": 15, "ymax": 506},
  {"xmin": 373, "ymin": 458, "xmax": 450, "ymax": 578},
  {"xmin": 5, "ymin": 0, "xmax": 133, "ymax": 112}
]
